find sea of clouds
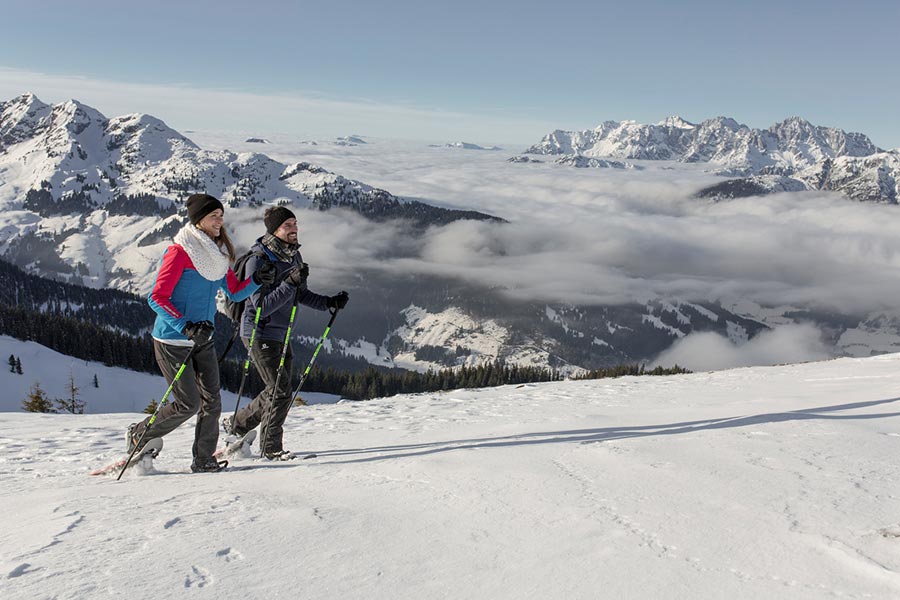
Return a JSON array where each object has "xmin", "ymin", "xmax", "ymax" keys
[{"xmin": 193, "ymin": 135, "xmax": 900, "ymax": 370}]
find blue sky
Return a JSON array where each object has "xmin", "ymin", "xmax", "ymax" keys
[{"xmin": 1, "ymin": 0, "xmax": 898, "ymax": 147}]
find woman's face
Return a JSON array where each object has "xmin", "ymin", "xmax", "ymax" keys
[{"xmin": 198, "ymin": 209, "xmax": 224, "ymax": 238}]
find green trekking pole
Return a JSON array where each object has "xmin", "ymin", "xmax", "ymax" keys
[
  {"xmin": 259, "ymin": 289, "xmax": 301, "ymax": 457},
  {"xmin": 117, "ymin": 342, "xmax": 201, "ymax": 481},
  {"xmin": 226, "ymin": 292, "xmax": 268, "ymax": 435},
  {"xmin": 289, "ymin": 307, "xmax": 340, "ymax": 407}
]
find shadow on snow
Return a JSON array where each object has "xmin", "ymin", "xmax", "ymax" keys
[{"xmin": 310, "ymin": 397, "xmax": 900, "ymax": 465}]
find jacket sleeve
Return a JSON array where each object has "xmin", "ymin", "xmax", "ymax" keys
[
  {"xmin": 221, "ymin": 265, "xmax": 261, "ymax": 302},
  {"xmin": 148, "ymin": 245, "xmax": 190, "ymax": 333},
  {"xmin": 243, "ymin": 253, "xmax": 297, "ymax": 319},
  {"xmin": 296, "ymin": 287, "xmax": 331, "ymax": 312}
]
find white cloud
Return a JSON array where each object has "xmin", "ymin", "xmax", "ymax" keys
[
  {"xmin": 6, "ymin": 81, "xmax": 899, "ymax": 328},
  {"xmin": 208, "ymin": 137, "xmax": 900, "ymax": 318},
  {"xmin": 651, "ymin": 324, "xmax": 831, "ymax": 372}
]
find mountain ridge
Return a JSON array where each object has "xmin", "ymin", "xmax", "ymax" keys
[
  {"xmin": 0, "ymin": 92, "xmax": 501, "ymax": 289},
  {"xmin": 524, "ymin": 115, "xmax": 899, "ymax": 203}
]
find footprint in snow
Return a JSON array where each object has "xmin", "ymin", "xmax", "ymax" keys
[
  {"xmin": 184, "ymin": 565, "xmax": 213, "ymax": 588},
  {"xmin": 216, "ymin": 547, "xmax": 244, "ymax": 562}
]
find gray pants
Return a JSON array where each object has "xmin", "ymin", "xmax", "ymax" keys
[
  {"xmin": 137, "ymin": 339, "xmax": 222, "ymax": 460},
  {"xmin": 232, "ymin": 339, "xmax": 293, "ymax": 454}
]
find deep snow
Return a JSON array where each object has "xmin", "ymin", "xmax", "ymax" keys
[{"xmin": 4, "ymin": 352, "xmax": 900, "ymax": 599}]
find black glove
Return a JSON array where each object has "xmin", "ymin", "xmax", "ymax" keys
[
  {"xmin": 285, "ymin": 262, "xmax": 310, "ymax": 287},
  {"xmin": 326, "ymin": 291, "xmax": 349, "ymax": 310},
  {"xmin": 183, "ymin": 320, "xmax": 215, "ymax": 343},
  {"xmin": 252, "ymin": 260, "xmax": 277, "ymax": 285}
]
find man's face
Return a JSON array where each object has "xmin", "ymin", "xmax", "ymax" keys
[{"xmin": 274, "ymin": 217, "xmax": 298, "ymax": 244}]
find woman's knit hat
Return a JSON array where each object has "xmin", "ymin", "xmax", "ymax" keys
[{"xmin": 186, "ymin": 193, "xmax": 224, "ymax": 225}]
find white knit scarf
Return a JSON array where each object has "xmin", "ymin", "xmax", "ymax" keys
[{"xmin": 173, "ymin": 224, "xmax": 229, "ymax": 281}]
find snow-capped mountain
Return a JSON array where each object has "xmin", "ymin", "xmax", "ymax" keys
[
  {"xmin": 0, "ymin": 93, "xmax": 498, "ymax": 290},
  {"xmin": 335, "ymin": 135, "xmax": 367, "ymax": 146},
  {"xmin": 524, "ymin": 116, "xmax": 900, "ymax": 203},
  {"xmin": 2, "ymin": 94, "xmax": 896, "ymax": 373},
  {"xmin": 526, "ymin": 115, "xmax": 880, "ymax": 172},
  {"xmin": 553, "ymin": 155, "xmax": 642, "ymax": 170},
  {"xmin": 431, "ymin": 142, "xmax": 503, "ymax": 151},
  {"xmin": 0, "ymin": 93, "xmax": 486, "ymax": 217}
]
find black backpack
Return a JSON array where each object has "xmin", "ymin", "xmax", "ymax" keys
[{"xmin": 223, "ymin": 249, "xmax": 264, "ymax": 322}]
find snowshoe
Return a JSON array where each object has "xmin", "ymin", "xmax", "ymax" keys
[
  {"xmin": 190, "ymin": 455, "xmax": 228, "ymax": 473},
  {"xmin": 214, "ymin": 429, "xmax": 257, "ymax": 459},
  {"xmin": 91, "ymin": 437, "xmax": 163, "ymax": 476}
]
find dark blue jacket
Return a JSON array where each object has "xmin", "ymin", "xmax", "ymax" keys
[{"xmin": 240, "ymin": 239, "xmax": 329, "ymax": 341}]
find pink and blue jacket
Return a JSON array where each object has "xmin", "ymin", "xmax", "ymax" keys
[{"xmin": 148, "ymin": 244, "xmax": 260, "ymax": 342}]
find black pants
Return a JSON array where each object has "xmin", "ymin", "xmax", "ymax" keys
[
  {"xmin": 233, "ymin": 339, "xmax": 293, "ymax": 454},
  {"xmin": 138, "ymin": 339, "xmax": 221, "ymax": 460}
]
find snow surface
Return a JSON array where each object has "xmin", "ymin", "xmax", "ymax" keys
[{"xmin": 5, "ymin": 353, "xmax": 900, "ymax": 599}]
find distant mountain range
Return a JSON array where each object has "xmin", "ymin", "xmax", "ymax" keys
[
  {"xmin": 0, "ymin": 93, "xmax": 497, "ymax": 222},
  {"xmin": 431, "ymin": 142, "xmax": 503, "ymax": 151},
  {"xmin": 523, "ymin": 116, "xmax": 900, "ymax": 203},
  {"xmin": 0, "ymin": 92, "xmax": 500, "ymax": 290},
  {"xmin": 3, "ymin": 94, "xmax": 899, "ymax": 373}
]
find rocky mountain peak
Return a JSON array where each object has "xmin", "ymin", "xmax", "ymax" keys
[
  {"xmin": 657, "ymin": 116, "xmax": 696, "ymax": 129},
  {"xmin": 523, "ymin": 114, "xmax": 897, "ymax": 203},
  {"xmin": 699, "ymin": 116, "xmax": 745, "ymax": 132},
  {"xmin": 50, "ymin": 99, "xmax": 107, "ymax": 131},
  {"xmin": 0, "ymin": 92, "xmax": 52, "ymax": 144}
]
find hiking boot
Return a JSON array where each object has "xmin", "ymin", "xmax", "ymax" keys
[
  {"xmin": 126, "ymin": 422, "xmax": 143, "ymax": 453},
  {"xmin": 191, "ymin": 457, "xmax": 228, "ymax": 473},
  {"xmin": 264, "ymin": 450, "xmax": 295, "ymax": 461},
  {"xmin": 222, "ymin": 415, "xmax": 246, "ymax": 437}
]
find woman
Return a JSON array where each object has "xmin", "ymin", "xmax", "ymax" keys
[{"xmin": 131, "ymin": 193, "xmax": 276, "ymax": 472}]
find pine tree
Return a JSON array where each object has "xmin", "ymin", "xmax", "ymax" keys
[
  {"xmin": 55, "ymin": 371, "xmax": 86, "ymax": 414},
  {"xmin": 93, "ymin": 373, "xmax": 99, "ymax": 388},
  {"xmin": 144, "ymin": 399, "xmax": 158, "ymax": 414},
  {"xmin": 8, "ymin": 354, "xmax": 15, "ymax": 373},
  {"xmin": 22, "ymin": 383, "xmax": 54, "ymax": 413},
  {"xmin": 15, "ymin": 358, "xmax": 22, "ymax": 375}
]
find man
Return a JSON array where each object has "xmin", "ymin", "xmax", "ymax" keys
[{"xmin": 225, "ymin": 206, "xmax": 349, "ymax": 459}]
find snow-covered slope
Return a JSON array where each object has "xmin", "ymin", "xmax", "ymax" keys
[
  {"xmin": 380, "ymin": 305, "xmax": 583, "ymax": 375},
  {"xmin": 525, "ymin": 116, "xmax": 900, "ymax": 203},
  {"xmin": 4, "ymin": 353, "xmax": 900, "ymax": 599},
  {"xmin": 0, "ymin": 335, "xmax": 338, "ymax": 413}
]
